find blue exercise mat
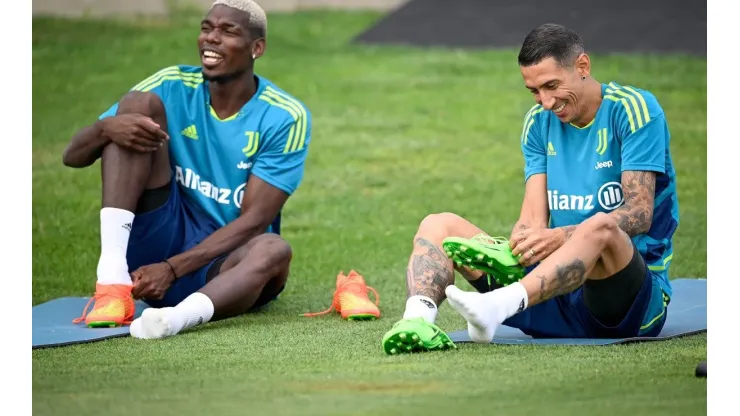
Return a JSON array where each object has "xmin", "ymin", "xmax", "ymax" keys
[
  {"xmin": 447, "ymin": 278, "xmax": 706, "ymax": 346},
  {"xmin": 32, "ymin": 297, "xmax": 151, "ymax": 349}
]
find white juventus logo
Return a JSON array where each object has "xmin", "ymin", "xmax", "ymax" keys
[{"xmin": 597, "ymin": 182, "xmax": 624, "ymax": 210}]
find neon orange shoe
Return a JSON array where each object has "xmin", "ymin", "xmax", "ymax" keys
[
  {"xmin": 303, "ymin": 270, "xmax": 380, "ymax": 320},
  {"xmin": 72, "ymin": 284, "xmax": 135, "ymax": 328}
]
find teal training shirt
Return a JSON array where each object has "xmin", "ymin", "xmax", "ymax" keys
[
  {"xmin": 520, "ymin": 82, "xmax": 679, "ymax": 298},
  {"xmin": 100, "ymin": 65, "xmax": 312, "ymax": 230}
]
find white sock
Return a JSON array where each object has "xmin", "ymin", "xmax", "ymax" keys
[
  {"xmin": 445, "ymin": 282, "xmax": 529, "ymax": 343},
  {"xmin": 402, "ymin": 295, "xmax": 438, "ymax": 324},
  {"xmin": 172, "ymin": 292, "xmax": 215, "ymax": 332},
  {"xmin": 96, "ymin": 207, "xmax": 135, "ymax": 285},
  {"xmin": 130, "ymin": 292, "xmax": 215, "ymax": 339}
]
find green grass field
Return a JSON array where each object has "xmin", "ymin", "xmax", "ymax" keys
[{"xmin": 32, "ymin": 10, "xmax": 707, "ymax": 416}]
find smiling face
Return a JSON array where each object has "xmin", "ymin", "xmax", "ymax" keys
[
  {"xmin": 520, "ymin": 54, "xmax": 591, "ymax": 124},
  {"xmin": 197, "ymin": 5, "xmax": 265, "ymax": 81}
]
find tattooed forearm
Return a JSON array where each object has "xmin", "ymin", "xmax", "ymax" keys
[
  {"xmin": 406, "ymin": 238, "xmax": 454, "ymax": 303},
  {"xmin": 610, "ymin": 171, "xmax": 656, "ymax": 237}
]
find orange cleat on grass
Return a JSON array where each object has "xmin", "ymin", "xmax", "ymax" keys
[
  {"xmin": 72, "ymin": 283, "xmax": 136, "ymax": 328},
  {"xmin": 303, "ymin": 270, "xmax": 380, "ymax": 320}
]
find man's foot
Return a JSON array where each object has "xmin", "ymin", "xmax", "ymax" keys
[
  {"xmin": 72, "ymin": 283, "xmax": 135, "ymax": 328},
  {"xmin": 303, "ymin": 270, "xmax": 380, "ymax": 320},
  {"xmin": 445, "ymin": 285, "xmax": 503, "ymax": 343},
  {"xmin": 130, "ymin": 292, "xmax": 215, "ymax": 339},
  {"xmin": 382, "ymin": 317, "xmax": 456, "ymax": 355},
  {"xmin": 129, "ymin": 308, "xmax": 178, "ymax": 339},
  {"xmin": 442, "ymin": 234, "xmax": 526, "ymax": 286}
]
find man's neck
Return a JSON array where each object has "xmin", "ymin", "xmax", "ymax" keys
[
  {"xmin": 208, "ymin": 72, "xmax": 257, "ymax": 119},
  {"xmin": 572, "ymin": 79, "xmax": 603, "ymax": 128}
]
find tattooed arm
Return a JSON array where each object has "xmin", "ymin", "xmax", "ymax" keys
[
  {"xmin": 552, "ymin": 171, "xmax": 655, "ymax": 245},
  {"xmin": 607, "ymin": 170, "xmax": 656, "ymax": 236},
  {"xmin": 509, "ymin": 173, "xmax": 550, "ymax": 239},
  {"xmin": 525, "ymin": 171, "xmax": 656, "ymax": 305}
]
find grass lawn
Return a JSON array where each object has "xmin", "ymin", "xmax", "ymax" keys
[{"xmin": 32, "ymin": 10, "xmax": 707, "ymax": 416}]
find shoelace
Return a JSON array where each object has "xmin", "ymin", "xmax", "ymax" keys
[
  {"xmin": 302, "ymin": 278, "xmax": 380, "ymax": 317},
  {"xmin": 72, "ymin": 294, "xmax": 133, "ymax": 325},
  {"xmin": 471, "ymin": 233, "xmax": 509, "ymax": 247}
]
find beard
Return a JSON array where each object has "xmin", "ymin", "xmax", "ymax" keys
[{"xmin": 203, "ymin": 67, "xmax": 249, "ymax": 84}]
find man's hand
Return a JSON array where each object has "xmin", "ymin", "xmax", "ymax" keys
[
  {"xmin": 100, "ymin": 114, "xmax": 169, "ymax": 153},
  {"xmin": 131, "ymin": 262, "xmax": 177, "ymax": 300},
  {"xmin": 509, "ymin": 228, "xmax": 566, "ymax": 267},
  {"xmin": 167, "ymin": 176, "xmax": 290, "ymax": 277}
]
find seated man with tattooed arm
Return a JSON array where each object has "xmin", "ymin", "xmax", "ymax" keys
[{"xmin": 381, "ymin": 23, "xmax": 679, "ymax": 354}]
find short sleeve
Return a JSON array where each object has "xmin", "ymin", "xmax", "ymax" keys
[
  {"xmin": 520, "ymin": 105, "xmax": 546, "ymax": 182},
  {"xmin": 98, "ymin": 66, "xmax": 178, "ymax": 120},
  {"xmin": 609, "ymin": 85, "xmax": 667, "ymax": 174},
  {"xmin": 250, "ymin": 109, "xmax": 312, "ymax": 195}
]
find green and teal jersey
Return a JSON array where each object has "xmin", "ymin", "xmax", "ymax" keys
[
  {"xmin": 520, "ymin": 82, "xmax": 679, "ymax": 298},
  {"xmin": 100, "ymin": 65, "xmax": 311, "ymax": 230}
]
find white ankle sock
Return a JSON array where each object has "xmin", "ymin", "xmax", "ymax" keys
[
  {"xmin": 171, "ymin": 292, "xmax": 215, "ymax": 333},
  {"xmin": 403, "ymin": 295, "xmax": 438, "ymax": 324},
  {"xmin": 487, "ymin": 282, "xmax": 529, "ymax": 321},
  {"xmin": 130, "ymin": 293, "xmax": 215, "ymax": 340},
  {"xmin": 96, "ymin": 207, "xmax": 135, "ymax": 285},
  {"xmin": 445, "ymin": 282, "xmax": 529, "ymax": 343}
]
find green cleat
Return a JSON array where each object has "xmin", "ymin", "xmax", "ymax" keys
[
  {"xmin": 382, "ymin": 318, "xmax": 456, "ymax": 355},
  {"xmin": 442, "ymin": 234, "xmax": 526, "ymax": 286}
]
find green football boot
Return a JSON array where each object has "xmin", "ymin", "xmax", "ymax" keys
[
  {"xmin": 382, "ymin": 317, "xmax": 456, "ymax": 355},
  {"xmin": 442, "ymin": 234, "xmax": 526, "ymax": 286}
]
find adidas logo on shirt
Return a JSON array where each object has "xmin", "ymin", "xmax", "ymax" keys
[{"xmin": 181, "ymin": 125, "xmax": 198, "ymax": 140}]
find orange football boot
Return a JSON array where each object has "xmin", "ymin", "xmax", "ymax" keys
[
  {"xmin": 303, "ymin": 270, "xmax": 380, "ymax": 320},
  {"xmin": 72, "ymin": 283, "xmax": 135, "ymax": 328}
]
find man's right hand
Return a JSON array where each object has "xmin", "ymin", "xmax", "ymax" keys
[{"xmin": 99, "ymin": 114, "xmax": 169, "ymax": 153}]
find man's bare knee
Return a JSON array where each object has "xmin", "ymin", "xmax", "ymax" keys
[
  {"xmin": 237, "ymin": 234, "xmax": 292, "ymax": 276},
  {"xmin": 417, "ymin": 212, "xmax": 462, "ymax": 235},
  {"xmin": 117, "ymin": 91, "xmax": 165, "ymax": 120},
  {"xmin": 576, "ymin": 212, "xmax": 621, "ymax": 250}
]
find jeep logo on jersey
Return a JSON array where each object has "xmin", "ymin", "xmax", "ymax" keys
[
  {"xmin": 597, "ymin": 181, "xmax": 624, "ymax": 210},
  {"xmin": 594, "ymin": 160, "xmax": 613, "ymax": 170}
]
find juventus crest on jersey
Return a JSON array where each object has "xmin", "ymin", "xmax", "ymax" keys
[{"xmin": 519, "ymin": 82, "xmax": 679, "ymax": 298}]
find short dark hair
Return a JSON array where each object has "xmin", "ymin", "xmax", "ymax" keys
[{"xmin": 518, "ymin": 23, "xmax": 584, "ymax": 68}]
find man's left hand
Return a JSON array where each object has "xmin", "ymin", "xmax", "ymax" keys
[
  {"xmin": 509, "ymin": 228, "xmax": 565, "ymax": 267},
  {"xmin": 131, "ymin": 262, "xmax": 176, "ymax": 300}
]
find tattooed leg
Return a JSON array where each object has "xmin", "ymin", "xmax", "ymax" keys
[
  {"xmin": 382, "ymin": 213, "xmax": 492, "ymax": 355},
  {"xmin": 445, "ymin": 212, "xmax": 635, "ymax": 342},
  {"xmin": 406, "ymin": 237, "xmax": 454, "ymax": 304},
  {"xmin": 400, "ymin": 213, "xmax": 489, "ymax": 324},
  {"xmin": 520, "ymin": 212, "xmax": 634, "ymax": 305}
]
